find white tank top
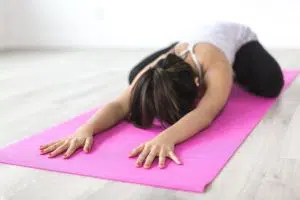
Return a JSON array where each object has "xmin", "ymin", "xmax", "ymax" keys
[{"xmin": 174, "ymin": 21, "xmax": 258, "ymax": 79}]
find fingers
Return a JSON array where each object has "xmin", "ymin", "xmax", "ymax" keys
[
  {"xmin": 48, "ymin": 142, "xmax": 69, "ymax": 158},
  {"xmin": 144, "ymin": 147, "xmax": 159, "ymax": 169},
  {"xmin": 158, "ymin": 149, "xmax": 167, "ymax": 168},
  {"xmin": 129, "ymin": 144, "xmax": 144, "ymax": 158},
  {"xmin": 64, "ymin": 141, "xmax": 79, "ymax": 159},
  {"xmin": 168, "ymin": 151, "xmax": 181, "ymax": 165},
  {"xmin": 83, "ymin": 137, "xmax": 93, "ymax": 153},
  {"xmin": 40, "ymin": 141, "xmax": 63, "ymax": 155},
  {"xmin": 136, "ymin": 146, "xmax": 150, "ymax": 167},
  {"xmin": 132, "ymin": 144, "xmax": 182, "ymax": 169},
  {"xmin": 40, "ymin": 140, "xmax": 60, "ymax": 150}
]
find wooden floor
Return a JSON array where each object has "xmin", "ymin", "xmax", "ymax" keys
[{"xmin": 0, "ymin": 49, "xmax": 300, "ymax": 200}]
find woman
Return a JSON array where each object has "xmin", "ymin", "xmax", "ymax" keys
[{"xmin": 40, "ymin": 22, "xmax": 284, "ymax": 169}]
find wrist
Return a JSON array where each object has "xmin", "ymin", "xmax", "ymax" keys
[
  {"xmin": 79, "ymin": 124, "xmax": 95, "ymax": 136},
  {"xmin": 156, "ymin": 130, "xmax": 179, "ymax": 145}
]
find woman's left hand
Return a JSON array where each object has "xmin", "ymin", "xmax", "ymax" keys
[{"xmin": 129, "ymin": 136, "xmax": 182, "ymax": 169}]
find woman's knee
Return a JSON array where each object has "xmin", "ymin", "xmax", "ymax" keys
[
  {"xmin": 259, "ymin": 68, "xmax": 284, "ymax": 98},
  {"xmin": 251, "ymin": 42, "xmax": 284, "ymax": 97}
]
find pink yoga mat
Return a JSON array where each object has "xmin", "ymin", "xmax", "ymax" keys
[{"xmin": 0, "ymin": 70, "xmax": 299, "ymax": 192}]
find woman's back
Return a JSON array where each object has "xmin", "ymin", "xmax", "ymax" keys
[{"xmin": 184, "ymin": 21, "xmax": 257, "ymax": 65}]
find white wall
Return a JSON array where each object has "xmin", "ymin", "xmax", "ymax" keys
[
  {"xmin": 2, "ymin": 0, "xmax": 300, "ymax": 49},
  {"xmin": 0, "ymin": 0, "xmax": 6, "ymax": 49},
  {"xmin": 3, "ymin": 0, "xmax": 104, "ymax": 48}
]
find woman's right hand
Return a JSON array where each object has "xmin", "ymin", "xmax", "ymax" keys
[{"xmin": 39, "ymin": 126, "xmax": 94, "ymax": 159}]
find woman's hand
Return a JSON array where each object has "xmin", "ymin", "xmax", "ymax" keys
[
  {"xmin": 129, "ymin": 135, "xmax": 182, "ymax": 169},
  {"xmin": 39, "ymin": 126, "xmax": 94, "ymax": 159}
]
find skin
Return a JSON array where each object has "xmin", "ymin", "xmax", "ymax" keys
[{"xmin": 40, "ymin": 42, "xmax": 233, "ymax": 169}]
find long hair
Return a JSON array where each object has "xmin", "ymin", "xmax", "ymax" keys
[{"xmin": 128, "ymin": 53, "xmax": 200, "ymax": 128}]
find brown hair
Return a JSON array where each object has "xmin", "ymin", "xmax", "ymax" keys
[{"xmin": 128, "ymin": 54, "xmax": 199, "ymax": 128}]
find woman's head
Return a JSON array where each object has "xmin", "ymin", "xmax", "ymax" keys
[{"xmin": 128, "ymin": 53, "xmax": 201, "ymax": 128}]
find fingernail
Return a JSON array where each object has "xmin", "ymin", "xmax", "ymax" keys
[
  {"xmin": 144, "ymin": 165, "xmax": 150, "ymax": 169},
  {"xmin": 136, "ymin": 163, "xmax": 141, "ymax": 167}
]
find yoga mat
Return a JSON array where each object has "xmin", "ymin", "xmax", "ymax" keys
[{"xmin": 0, "ymin": 70, "xmax": 299, "ymax": 193}]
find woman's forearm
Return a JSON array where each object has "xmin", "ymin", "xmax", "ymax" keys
[
  {"xmin": 81, "ymin": 102, "xmax": 127, "ymax": 135},
  {"xmin": 157, "ymin": 109, "xmax": 212, "ymax": 145},
  {"xmin": 159, "ymin": 61, "xmax": 232, "ymax": 144}
]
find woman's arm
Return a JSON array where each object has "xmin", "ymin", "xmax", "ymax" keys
[
  {"xmin": 83, "ymin": 87, "xmax": 132, "ymax": 135},
  {"xmin": 158, "ymin": 60, "xmax": 233, "ymax": 144},
  {"xmin": 40, "ymin": 88, "xmax": 133, "ymax": 158},
  {"xmin": 129, "ymin": 60, "xmax": 233, "ymax": 168},
  {"xmin": 84, "ymin": 50, "xmax": 174, "ymax": 135},
  {"xmin": 40, "ymin": 49, "xmax": 173, "ymax": 158}
]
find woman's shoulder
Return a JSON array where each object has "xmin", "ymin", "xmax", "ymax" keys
[{"xmin": 195, "ymin": 43, "xmax": 229, "ymax": 67}]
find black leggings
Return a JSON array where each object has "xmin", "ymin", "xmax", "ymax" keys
[
  {"xmin": 232, "ymin": 41, "xmax": 284, "ymax": 97},
  {"xmin": 128, "ymin": 41, "xmax": 284, "ymax": 98}
]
